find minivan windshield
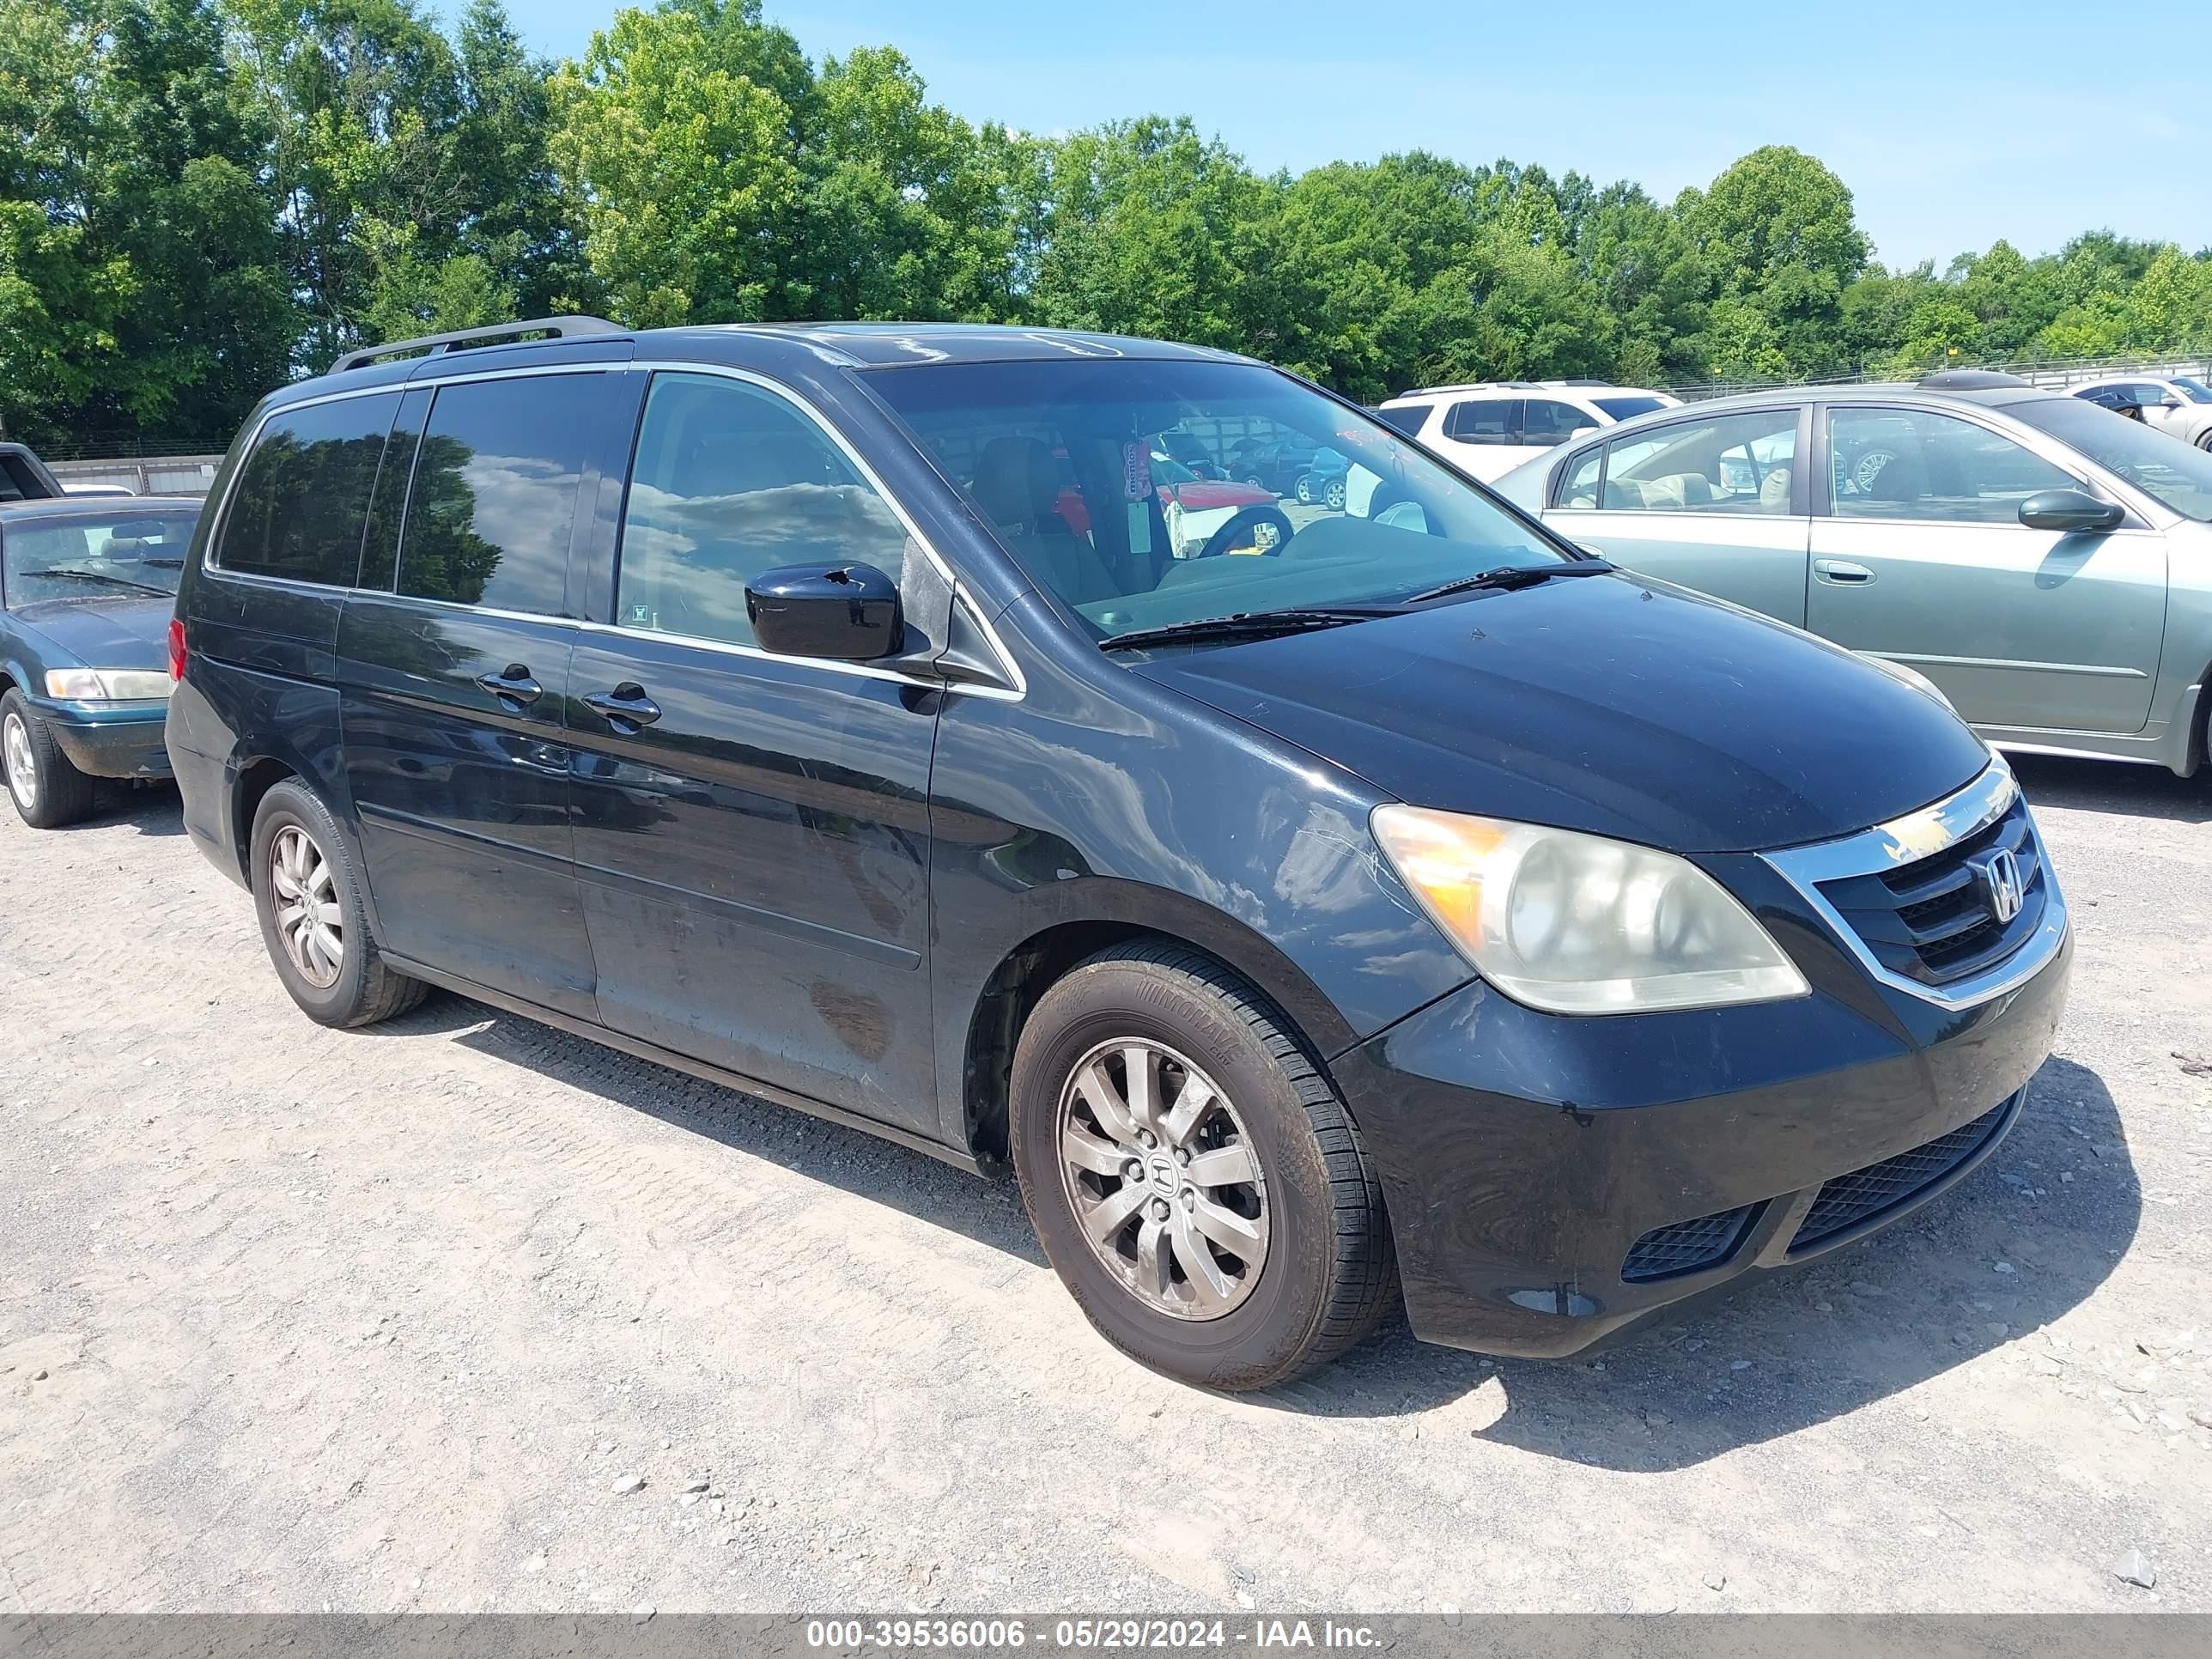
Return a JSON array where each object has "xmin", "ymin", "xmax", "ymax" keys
[
  {"xmin": 2, "ymin": 508, "xmax": 196, "ymax": 605},
  {"xmin": 868, "ymin": 359, "xmax": 1566, "ymax": 643},
  {"xmin": 2013, "ymin": 398, "xmax": 2212, "ymax": 522}
]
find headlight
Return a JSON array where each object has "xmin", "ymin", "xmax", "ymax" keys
[
  {"xmin": 1370, "ymin": 805, "xmax": 1809, "ymax": 1015},
  {"xmin": 43, "ymin": 668, "xmax": 173, "ymax": 702}
]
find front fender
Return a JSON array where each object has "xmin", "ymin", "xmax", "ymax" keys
[{"xmin": 927, "ymin": 593, "xmax": 1473, "ymax": 1146}]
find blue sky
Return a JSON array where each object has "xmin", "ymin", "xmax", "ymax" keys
[{"xmin": 499, "ymin": 1, "xmax": 2211, "ymax": 270}]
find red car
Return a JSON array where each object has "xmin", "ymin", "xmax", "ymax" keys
[{"xmin": 1053, "ymin": 447, "xmax": 1278, "ymax": 550}]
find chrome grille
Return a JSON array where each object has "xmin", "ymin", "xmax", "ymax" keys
[{"xmin": 1814, "ymin": 793, "xmax": 2045, "ymax": 988}]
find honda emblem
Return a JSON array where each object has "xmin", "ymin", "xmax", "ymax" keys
[{"xmin": 1972, "ymin": 847, "xmax": 2024, "ymax": 925}]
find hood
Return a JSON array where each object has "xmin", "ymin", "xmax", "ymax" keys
[
  {"xmin": 1164, "ymin": 479, "xmax": 1275, "ymax": 510},
  {"xmin": 1132, "ymin": 574, "xmax": 1992, "ymax": 854},
  {"xmin": 8, "ymin": 594, "xmax": 174, "ymax": 672}
]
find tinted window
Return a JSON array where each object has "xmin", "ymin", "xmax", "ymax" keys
[
  {"xmin": 2172, "ymin": 379, "xmax": 2212, "ymax": 404},
  {"xmin": 1593, "ymin": 395, "xmax": 1668, "ymax": 421},
  {"xmin": 1445, "ymin": 399, "xmax": 1518, "ymax": 443},
  {"xmin": 1830, "ymin": 407, "xmax": 2075, "ymax": 524},
  {"xmin": 395, "ymin": 374, "xmax": 605, "ymax": 614},
  {"xmin": 1597, "ymin": 410, "xmax": 1799, "ymax": 514},
  {"xmin": 1370, "ymin": 404, "xmax": 1428, "ymax": 437},
  {"xmin": 358, "ymin": 387, "xmax": 431, "ymax": 592},
  {"xmin": 218, "ymin": 393, "xmax": 398, "ymax": 585},
  {"xmin": 3, "ymin": 508, "xmax": 198, "ymax": 605},
  {"xmin": 1522, "ymin": 399, "xmax": 1595, "ymax": 445},
  {"xmin": 616, "ymin": 372, "xmax": 908, "ymax": 649},
  {"xmin": 2012, "ymin": 397, "xmax": 2212, "ymax": 521}
]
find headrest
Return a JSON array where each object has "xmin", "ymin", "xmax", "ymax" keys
[{"xmin": 972, "ymin": 436, "xmax": 1058, "ymax": 530}]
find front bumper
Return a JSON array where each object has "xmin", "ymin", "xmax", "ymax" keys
[
  {"xmin": 1334, "ymin": 769, "xmax": 2073, "ymax": 1359},
  {"xmin": 37, "ymin": 698, "xmax": 173, "ymax": 780}
]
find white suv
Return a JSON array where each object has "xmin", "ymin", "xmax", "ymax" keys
[{"xmin": 1375, "ymin": 381, "xmax": 1681, "ymax": 483}]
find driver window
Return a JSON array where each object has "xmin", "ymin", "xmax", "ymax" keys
[
  {"xmin": 617, "ymin": 372, "xmax": 909, "ymax": 649},
  {"xmin": 1828, "ymin": 407, "xmax": 2076, "ymax": 524}
]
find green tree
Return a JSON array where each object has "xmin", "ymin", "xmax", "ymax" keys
[{"xmin": 550, "ymin": 0, "xmax": 811, "ymax": 325}]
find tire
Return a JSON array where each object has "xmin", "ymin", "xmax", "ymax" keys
[
  {"xmin": 1010, "ymin": 941, "xmax": 1396, "ymax": 1389},
  {"xmin": 1, "ymin": 688, "xmax": 98, "ymax": 830},
  {"xmin": 1293, "ymin": 471, "xmax": 1314, "ymax": 504},
  {"xmin": 1324, "ymin": 479, "xmax": 1347, "ymax": 512},
  {"xmin": 1243, "ymin": 473, "xmax": 1267, "ymax": 490},
  {"xmin": 249, "ymin": 779, "xmax": 426, "ymax": 1029}
]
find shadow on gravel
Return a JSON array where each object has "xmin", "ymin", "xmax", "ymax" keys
[
  {"xmin": 1261, "ymin": 1054, "xmax": 2138, "ymax": 1466},
  {"xmin": 2011, "ymin": 752, "xmax": 2212, "ymax": 824},
  {"xmin": 434, "ymin": 1000, "xmax": 1048, "ymax": 1265},
  {"xmin": 33, "ymin": 782, "xmax": 185, "ymax": 835}
]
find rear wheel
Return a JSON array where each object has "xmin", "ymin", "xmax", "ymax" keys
[
  {"xmin": 1323, "ymin": 478, "xmax": 1347, "ymax": 511},
  {"xmin": 1011, "ymin": 942, "xmax": 1395, "ymax": 1389},
  {"xmin": 0, "ymin": 689, "xmax": 97, "ymax": 830},
  {"xmin": 250, "ymin": 779, "xmax": 426, "ymax": 1028}
]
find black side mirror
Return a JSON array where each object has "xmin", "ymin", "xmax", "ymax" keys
[
  {"xmin": 745, "ymin": 562, "xmax": 902, "ymax": 660},
  {"xmin": 2018, "ymin": 489, "xmax": 2124, "ymax": 534}
]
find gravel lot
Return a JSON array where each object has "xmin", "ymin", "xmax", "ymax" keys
[{"xmin": 2, "ymin": 757, "xmax": 2208, "ymax": 1615}]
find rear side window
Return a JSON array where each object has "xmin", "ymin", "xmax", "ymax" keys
[
  {"xmin": 1522, "ymin": 399, "xmax": 1594, "ymax": 445},
  {"xmin": 615, "ymin": 372, "xmax": 908, "ymax": 649},
  {"xmin": 1370, "ymin": 404, "xmax": 1428, "ymax": 437},
  {"xmin": 1557, "ymin": 448, "xmax": 1605, "ymax": 509},
  {"xmin": 1445, "ymin": 399, "xmax": 1520, "ymax": 444},
  {"xmin": 395, "ymin": 374, "xmax": 605, "ymax": 615},
  {"xmin": 1595, "ymin": 409, "xmax": 1799, "ymax": 514},
  {"xmin": 217, "ymin": 393, "xmax": 399, "ymax": 585}
]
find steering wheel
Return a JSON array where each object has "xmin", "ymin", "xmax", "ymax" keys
[{"xmin": 1194, "ymin": 503, "xmax": 1297, "ymax": 560}]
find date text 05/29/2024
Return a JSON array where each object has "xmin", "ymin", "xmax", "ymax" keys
[{"xmin": 804, "ymin": 1620, "xmax": 1385, "ymax": 1651}]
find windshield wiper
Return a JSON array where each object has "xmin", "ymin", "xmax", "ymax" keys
[
  {"xmin": 138, "ymin": 556, "xmax": 185, "ymax": 568},
  {"xmin": 16, "ymin": 568, "xmax": 172, "ymax": 596},
  {"xmin": 1406, "ymin": 559, "xmax": 1613, "ymax": 604},
  {"xmin": 1099, "ymin": 605, "xmax": 1401, "ymax": 653}
]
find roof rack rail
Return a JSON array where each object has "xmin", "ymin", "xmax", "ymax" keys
[{"xmin": 330, "ymin": 315, "xmax": 623, "ymax": 376}]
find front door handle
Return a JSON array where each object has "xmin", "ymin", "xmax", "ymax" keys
[
  {"xmin": 585, "ymin": 684, "xmax": 662, "ymax": 731},
  {"xmin": 1814, "ymin": 559, "xmax": 1875, "ymax": 586},
  {"xmin": 477, "ymin": 664, "xmax": 542, "ymax": 705}
]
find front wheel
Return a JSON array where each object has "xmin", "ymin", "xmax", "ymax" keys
[
  {"xmin": 1, "ymin": 689, "xmax": 97, "ymax": 830},
  {"xmin": 1011, "ymin": 942, "xmax": 1395, "ymax": 1389},
  {"xmin": 250, "ymin": 779, "xmax": 427, "ymax": 1028}
]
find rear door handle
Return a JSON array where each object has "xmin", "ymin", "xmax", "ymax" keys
[
  {"xmin": 477, "ymin": 665, "xmax": 542, "ymax": 705},
  {"xmin": 1814, "ymin": 559, "xmax": 1875, "ymax": 585},
  {"xmin": 585, "ymin": 684, "xmax": 662, "ymax": 731}
]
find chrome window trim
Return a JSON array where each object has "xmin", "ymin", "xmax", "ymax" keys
[
  {"xmin": 1761, "ymin": 757, "xmax": 2069, "ymax": 1010},
  {"xmin": 195, "ymin": 358, "xmax": 1027, "ymax": 702}
]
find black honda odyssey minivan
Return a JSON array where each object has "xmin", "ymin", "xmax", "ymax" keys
[{"xmin": 167, "ymin": 319, "xmax": 2070, "ymax": 1389}]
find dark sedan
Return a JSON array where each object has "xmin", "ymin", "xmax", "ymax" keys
[{"xmin": 1, "ymin": 496, "xmax": 198, "ymax": 827}]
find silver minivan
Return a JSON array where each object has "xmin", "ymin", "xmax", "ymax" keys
[{"xmin": 1492, "ymin": 382, "xmax": 2212, "ymax": 775}]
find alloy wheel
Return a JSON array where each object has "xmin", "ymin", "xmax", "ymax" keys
[
  {"xmin": 270, "ymin": 824, "xmax": 343, "ymax": 988},
  {"xmin": 1056, "ymin": 1037, "xmax": 1269, "ymax": 1321},
  {"xmin": 3, "ymin": 713, "xmax": 35, "ymax": 813}
]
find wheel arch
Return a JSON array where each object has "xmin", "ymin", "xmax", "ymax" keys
[
  {"xmin": 951, "ymin": 879, "xmax": 1364, "ymax": 1164},
  {"xmin": 232, "ymin": 755, "xmax": 305, "ymax": 884}
]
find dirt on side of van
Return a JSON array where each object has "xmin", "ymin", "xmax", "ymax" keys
[{"xmin": 1, "ymin": 757, "xmax": 2208, "ymax": 1615}]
